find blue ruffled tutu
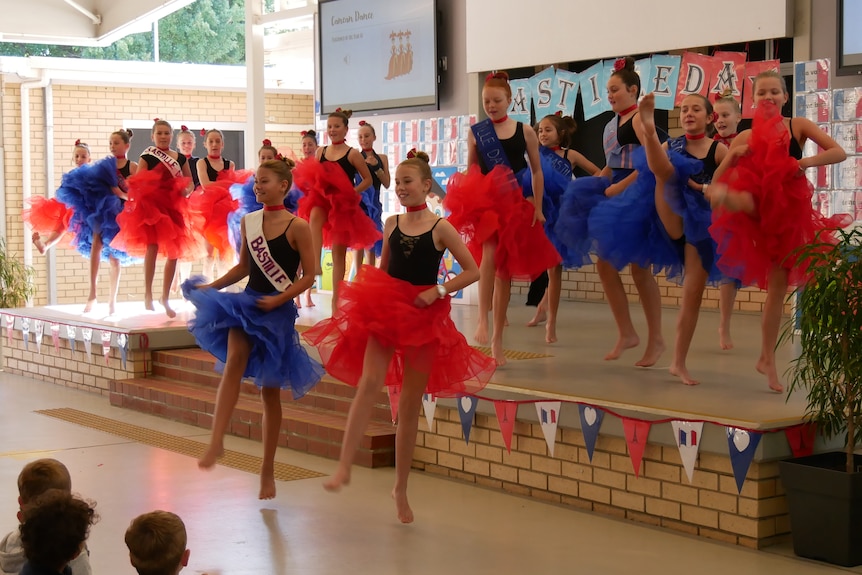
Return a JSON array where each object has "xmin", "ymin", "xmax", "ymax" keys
[
  {"xmin": 523, "ymin": 152, "xmax": 581, "ymax": 268},
  {"xmin": 182, "ymin": 277, "xmax": 324, "ymax": 398},
  {"xmin": 360, "ymin": 185, "xmax": 384, "ymax": 257},
  {"xmin": 662, "ymin": 150, "xmax": 723, "ymax": 284},
  {"xmin": 553, "ymin": 176, "xmax": 610, "ymax": 269},
  {"xmin": 56, "ymin": 157, "xmax": 138, "ymax": 265},
  {"xmin": 228, "ymin": 178, "xmax": 260, "ymax": 254},
  {"xmin": 588, "ymin": 148, "xmax": 683, "ymax": 276}
]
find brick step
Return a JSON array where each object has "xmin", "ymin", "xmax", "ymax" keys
[
  {"xmin": 151, "ymin": 348, "xmax": 394, "ymax": 425},
  {"xmin": 109, "ymin": 375, "xmax": 396, "ymax": 468}
]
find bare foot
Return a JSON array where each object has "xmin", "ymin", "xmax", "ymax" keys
[
  {"xmin": 719, "ymin": 327, "xmax": 734, "ymax": 350},
  {"xmin": 144, "ymin": 297, "xmax": 155, "ymax": 312},
  {"xmin": 392, "ymin": 488, "xmax": 414, "ymax": 524},
  {"xmin": 305, "ymin": 296, "xmax": 316, "ymax": 308},
  {"xmin": 756, "ymin": 358, "xmax": 784, "ymax": 393},
  {"xmin": 198, "ymin": 444, "xmax": 224, "ymax": 470},
  {"xmin": 323, "ymin": 467, "xmax": 351, "ymax": 492},
  {"xmin": 108, "ymin": 302, "xmax": 116, "ymax": 316},
  {"xmin": 294, "ymin": 296, "xmax": 302, "ymax": 309},
  {"xmin": 31, "ymin": 233, "xmax": 47, "ymax": 255},
  {"xmin": 545, "ymin": 321, "xmax": 557, "ymax": 344},
  {"xmin": 605, "ymin": 334, "xmax": 639, "ymax": 361},
  {"xmin": 83, "ymin": 298, "xmax": 96, "ymax": 313},
  {"xmin": 160, "ymin": 298, "xmax": 177, "ymax": 319},
  {"xmin": 491, "ymin": 338, "xmax": 506, "ymax": 367},
  {"xmin": 259, "ymin": 472, "xmax": 276, "ymax": 500},
  {"xmin": 635, "ymin": 339, "xmax": 666, "ymax": 367},
  {"xmin": 474, "ymin": 322, "xmax": 490, "ymax": 345},
  {"xmin": 669, "ymin": 363, "xmax": 700, "ymax": 386},
  {"xmin": 527, "ymin": 306, "xmax": 547, "ymax": 327},
  {"xmin": 639, "ymin": 92, "xmax": 657, "ymax": 133}
]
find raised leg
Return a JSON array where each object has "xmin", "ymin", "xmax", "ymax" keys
[
  {"xmin": 630, "ymin": 263, "xmax": 665, "ymax": 367},
  {"xmin": 259, "ymin": 386, "xmax": 282, "ymax": 500},
  {"xmin": 756, "ymin": 266, "xmax": 787, "ymax": 393},
  {"xmin": 597, "ymin": 259, "xmax": 639, "ymax": 359},
  {"xmin": 669, "ymin": 245, "xmax": 708, "ymax": 385}
]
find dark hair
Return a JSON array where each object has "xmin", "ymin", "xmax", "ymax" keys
[
  {"xmin": 111, "ymin": 129, "xmax": 134, "ymax": 144},
  {"xmin": 329, "ymin": 109, "xmax": 353, "ymax": 127},
  {"xmin": 19, "ymin": 490, "xmax": 98, "ymax": 572},
  {"xmin": 540, "ymin": 114, "xmax": 578, "ymax": 148},
  {"xmin": 682, "ymin": 93, "xmax": 714, "ymax": 118},
  {"xmin": 301, "ymin": 129, "xmax": 318, "ymax": 142},
  {"xmin": 611, "ymin": 56, "xmax": 640, "ymax": 94},
  {"xmin": 259, "ymin": 158, "xmax": 296, "ymax": 189},
  {"xmin": 17, "ymin": 459, "xmax": 72, "ymax": 503},
  {"xmin": 484, "ymin": 71, "xmax": 512, "ymax": 99},
  {"xmin": 125, "ymin": 511, "xmax": 187, "ymax": 575},
  {"xmin": 398, "ymin": 150, "xmax": 432, "ymax": 180}
]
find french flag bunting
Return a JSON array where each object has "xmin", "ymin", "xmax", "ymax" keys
[{"xmin": 535, "ymin": 401, "xmax": 562, "ymax": 457}]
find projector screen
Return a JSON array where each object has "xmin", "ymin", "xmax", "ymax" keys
[
  {"xmin": 318, "ymin": 0, "xmax": 438, "ymax": 114},
  {"xmin": 839, "ymin": 0, "xmax": 862, "ymax": 75}
]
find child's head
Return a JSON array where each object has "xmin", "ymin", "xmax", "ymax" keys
[
  {"xmin": 752, "ymin": 70, "xmax": 788, "ymax": 108},
  {"xmin": 537, "ymin": 114, "xmax": 577, "ymax": 148},
  {"xmin": 18, "ymin": 458, "xmax": 72, "ymax": 505},
  {"xmin": 110, "ymin": 129, "xmax": 134, "ymax": 158},
  {"xmin": 19, "ymin": 490, "xmax": 97, "ymax": 573},
  {"xmin": 73, "ymin": 140, "xmax": 91, "ymax": 167},
  {"xmin": 482, "ymin": 71, "xmax": 511, "ymax": 120},
  {"xmin": 259, "ymin": 139, "xmax": 279, "ymax": 163},
  {"xmin": 679, "ymin": 94, "xmax": 714, "ymax": 136},
  {"xmin": 152, "ymin": 119, "xmax": 174, "ymax": 150},
  {"xmin": 202, "ymin": 129, "xmax": 225, "ymax": 157},
  {"xmin": 175, "ymin": 125, "xmax": 195, "ymax": 156},
  {"xmin": 300, "ymin": 130, "xmax": 318, "ymax": 159},
  {"xmin": 125, "ymin": 511, "xmax": 189, "ymax": 575},
  {"xmin": 357, "ymin": 121, "xmax": 376, "ymax": 151},
  {"xmin": 713, "ymin": 89, "xmax": 742, "ymax": 137},
  {"xmin": 255, "ymin": 158, "xmax": 296, "ymax": 203},
  {"xmin": 607, "ymin": 57, "xmax": 640, "ymax": 112},
  {"xmin": 395, "ymin": 149, "xmax": 432, "ymax": 205},
  {"xmin": 327, "ymin": 109, "xmax": 352, "ymax": 142}
]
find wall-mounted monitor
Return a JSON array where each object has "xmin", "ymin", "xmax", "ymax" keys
[
  {"xmin": 838, "ymin": 0, "xmax": 862, "ymax": 76},
  {"xmin": 317, "ymin": 0, "xmax": 438, "ymax": 114}
]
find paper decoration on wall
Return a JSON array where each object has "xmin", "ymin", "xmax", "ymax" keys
[
  {"xmin": 81, "ymin": 328, "xmax": 93, "ymax": 360},
  {"xmin": 5, "ymin": 315, "xmax": 13, "ymax": 344},
  {"xmin": 671, "ymin": 420, "xmax": 704, "ymax": 484},
  {"xmin": 578, "ymin": 404, "xmax": 605, "ymax": 462},
  {"xmin": 644, "ymin": 54, "xmax": 681, "ymax": 111},
  {"xmin": 34, "ymin": 320, "xmax": 44, "ymax": 354},
  {"xmin": 50, "ymin": 323, "xmax": 60, "ymax": 352},
  {"xmin": 494, "ymin": 401, "xmax": 518, "ymax": 453},
  {"xmin": 21, "ymin": 318, "xmax": 30, "ymax": 350},
  {"xmin": 101, "ymin": 331, "xmax": 112, "ymax": 365},
  {"xmin": 832, "ymin": 88, "xmax": 862, "ymax": 122},
  {"xmin": 387, "ymin": 385, "xmax": 400, "ymax": 424},
  {"xmin": 535, "ymin": 401, "xmax": 561, "ymax": 456},
  {"xmin": 784, "ymin": 424, "xmax": 817, "ymax": 458},
  {"xmin": 727, "ymin": 427, "xmax": 762, "ymax": 493},
  {"xmin": 65, "ymin": 325, "xmax": 77, "ymax": 352},
  {"xmin": 529, "ymin": 66, "xmax": 558, "ymax": 119},
  {"xmin": 422, "ymin": 393, "xmax": 437, "ymax": 431},
  {"xmin": 508, "ymin": 79, "xmax": 532, "ymax": 124},
  {"xmin": 555, "ymin": 69, "xmax": 580, "ymax": 116},
  {"xmin": 580, "ymin": 60, "xmax": 611, "ymax": 121},
  {"xmin": 709, "ymin": 51, "xmax": 746, "ymax": 101},
  {"xmin": 117, "ymin": 334, "xmax": 129, "ymax": 369},
  {"xmin": 794, "ymin": 59, "xmax": 830, "ymax": 94},
  {"xmin": 675, "ymin": 52, "xmax": 715, "ymax": 106},
  {"xmin": 622, "ymin": 418, "xmax": 652, "ymax": 477},
  {"xmin": 457, "ymin": 395, "xmax": 479, "ymax": 444}
]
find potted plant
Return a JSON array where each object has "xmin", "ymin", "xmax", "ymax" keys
[
  {"xmin": 0, "ymin": 237, "xmax": 35, "ymax": 309},
  {"xmin": 779, "ymin": 226, "xmax": 862, "ymax": 567}
]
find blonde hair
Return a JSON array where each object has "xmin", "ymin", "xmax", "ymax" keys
[
  {"xmin": 125, "ymin": 511, "xmax": 187, "ymax": 575},
  {"xmin": 752, "ymin": 70, "xmax": 787, "ymax": 94},
  {"xmin": 398, "ymin": 150, "xmax": 432, "ymax": 181}
]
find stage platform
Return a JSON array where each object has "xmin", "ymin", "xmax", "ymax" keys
[{"xmin": 0, "ymin": 295, "xmax": 816, "ymax": 548}]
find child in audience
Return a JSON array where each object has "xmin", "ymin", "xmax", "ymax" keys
[
  {"xmin": 17, "ymin": 490, "xmax": 97, "ymax": 575},
  {"xmin": 125, "ymin": 511, "xmax": 190, "ymax": 575}
]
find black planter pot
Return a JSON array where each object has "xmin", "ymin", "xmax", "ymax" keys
[{"xmin": 779, "ymin": 452, "xmax": 862, "ymax": 567}]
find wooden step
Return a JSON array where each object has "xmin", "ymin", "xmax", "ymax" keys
[{"xmin": 109, "ymin": 374, "xmax": 396, "ymax": 468}]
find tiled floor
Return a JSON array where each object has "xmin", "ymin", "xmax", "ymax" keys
[{"xmin": 0, "ymin": 369, "xmax": 856, "ymax": 574}]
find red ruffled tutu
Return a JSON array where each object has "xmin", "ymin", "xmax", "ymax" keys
[
  {"xmin": 22, "ymin": 196, "xmax": 73, "ymax": 236},
  {"xmin": 188, "ymin": 170, "xmax": 251, "ymax": 261},
  {"xmin": 293, "ymin": 160, "xmax": 381, "ymax": 249},
  {"xmin": 443, "ymin": 165, "xmax": 561, "ymax": 280},
  {"xmin": 302, "ymin": 265, "xmax": 496, "ymax": 397},
  {"xmin": 709, "ymin": 103, "xmax": 851, "ymax": 289},
  {"xmin": 113, "ymin": 165, "xmax": 200, "ymax": 260}
]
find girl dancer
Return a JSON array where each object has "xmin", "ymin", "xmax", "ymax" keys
[
  {"xmin": 708, "ymin": 70, "xmax": 848, "ymax": 393},
  {"xmin": 355, "ymin": 120, "xmax": 390, "ymax": 269},
  {"xmin": 444, "ymin": 72, "xmax": 561, "ymax": 365},
  {"xmin": 184, "ymin": 158, "xmax": 323, "ymax": 499},
  {"xmin": 712, "ymin": 91, "xmax": 743, "ymax": 349},
  {"xmin": 557, "ymin": 57, "xmax": 667, "ymax": 366},
  {"xmin": 176, "ymin": 126, "xmax": 201, "ymax": 188},
  {"xmin": 292, "ymin": 130, "xmax": 319, "ymax": 308},
  {"xmin": 26, "ymin": 140, "xmax": 90, "ymax": 254},
  {"xmin": 303, "ymin": 151, "xmax": 495, "ymax": 523},
  {"xmin": 115, "ymin": 119, "xmax": 197, "ymax": 318},
  {"xmin": 637, "ymin": 93, "xmax": 728, "ymax": 385},
  {"xmin": 527, "ymin": 113, "xmax": 600, "ymax": 343},
  {"xmin": 292, "ymin": 109, "xmax": 379, "ymax": 309}
]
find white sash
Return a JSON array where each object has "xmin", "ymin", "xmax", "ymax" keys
[
  {"xmin": 142, "ymin": 146, "xmax": 183, "ymax": 178},
  {"xmin": 244, "ymin": 210, "xmax": 293, "ymax": 292}
]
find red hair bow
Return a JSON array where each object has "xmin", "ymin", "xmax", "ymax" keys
[
  {"xmin": 711, "ymin": 111, "xmax": 719, "ymax": 123},
  {"xmin": 199, "ymin": 128, "xmax": 207, "ymax": 136},
  {"xmin": 613, "ymin": 58, "xmax": 626, "ymax": 72},
  {"xmin": 180, "ymin": 125, "xmax": 189, "ymax": 132},
  {"xmin": 300, "ymin": 131, "xmax": 308, "ymax": 137},
  {"xmin": 262, "ymin": 138, "xmax": 272, "ymax": 146},
  {"xmin": 74, "ymin": 139, "xmax": 81, "ymax": 146},
  {"xmin": 407, "ymin": 147, "xmax": 417, "ymax": 159},
  {"xmin": 359, "ymin": 120, "xmax": 367, "ymax": 126},
  {"xmin": 153, "ymin": 117, "xmax": 160, "ymax": 122},
  {"xmin": 485, "ymin": 72, "xmax": 495, "ymax": 83},
  {"xmin": 276, "ymin": 153, "xmax": 284, "ymax": 161},
  {"xmin": 335, "ymin": 107, "xmax": 342, "ymax": 113},
  {"xmin": 554, "ymin": 111, "xmax": 563, "ymax": 117}
]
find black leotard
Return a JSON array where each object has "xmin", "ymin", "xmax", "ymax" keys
[
  {"xmin": 386, "ymin": 216, "xmax": 445, "ymax": 286},
  {"xmin": 247, "ymin": 218, "xmax": 299, "ymax": 292},
  {"xmin": 478, "ymin": 123, "xmax": 528, "ymax": 175}
]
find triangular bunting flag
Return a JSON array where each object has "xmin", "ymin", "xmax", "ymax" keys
[
  {"xmin": 671, "ymin": 420, "xmax": 704, "ymax": 483},
  {"xmin": 5, "ymin": 315, "xmax": 13, "ymax": 344},
  {"xmin": 34, "ymin": 320, "xmax": 44, "ymax": 354},
  {"xmin": 622, "ymin": 418, "xmax": 652, "ymax": 477},
  {"xmin": 726, "ymin": 427, "xmax": 762, "ymax": 493},
  {"xmin": 386, "ymin": 386, "xmax": 400, "ymax": 424},
  {"xmin": 81, "ymin": 328, "xmax": 93, "ymax": 360},
  {"xmin": 117, "ymin": 334, "xmax": 129, "ymax": 369},
  {"xmin": 785, "ymin": 423, "xmax": 817, "ymax": 458},
  {"xmin": 494, "ymin": 401, "xmax": 518, "ymax": 453},
  {"xmin": 578, "ymin": 404, "xmax": 605, "ymax": 462},
  {"xmin": 101, "ymin": 331, "xmax": 112, "ymax": 365},
  {"xmin": 21, "ymin": 318, "xmax": 30, "ymax": 350},
  {"xmin": 457, "ymin": 395, "xmax": 479, "ymax": 444},
  {"xmin": 421, "ymin": 393, "xmax": 437, "ymax": 431},
  {"xmin": 50, "ymin": 323, "xmax": 60, "ymax": 352},
  {"xmin": 535, "ymin": 401, "xmax": 562, "ymax": 457},
  {"xmin": 66, "ymin": 324, "xmax": 77, "ymax": 352}
]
